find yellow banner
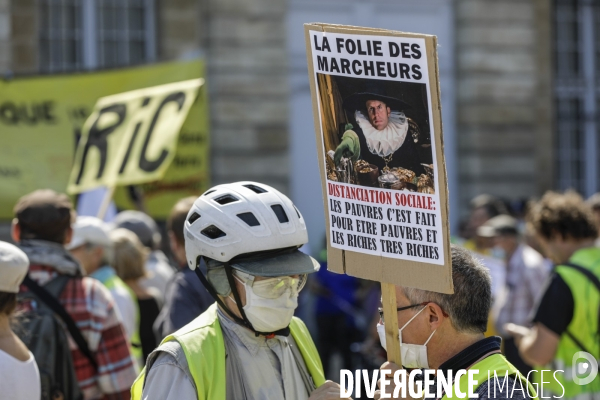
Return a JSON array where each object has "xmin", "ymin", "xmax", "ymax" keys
[
  {"xmin": 0, "ymin": 59, "xmax": 210, "ymax": 220},
  {"xmin": 68, "ymin": 79, "xmax": 203, "ymax": 194}
]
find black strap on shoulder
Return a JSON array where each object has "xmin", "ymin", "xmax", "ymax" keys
[
  {"xmin": 560, "ymin": 262, "xmax": 600, "ymax": 357},
  {"xmin": 565, "ymin": 331, "xmax": 593, "ymax": 355},
  {"xmin": 562, "ymin": 262, "xmax": 600, "ymax": 292},
  {"xmin": 22, "ymin": 275, "xmax": 98, "ymax": 370}
]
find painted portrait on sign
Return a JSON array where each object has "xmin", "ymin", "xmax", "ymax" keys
[{"xmin": 318, "ymin": 74, "xmax": 435, "ymax": 194}]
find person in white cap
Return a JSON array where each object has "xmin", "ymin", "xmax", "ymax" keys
[
  {"xmin": 0, "ymin": 241, "xmax": 41, "ymax": 400},
  {"xmin": 67, "ymin": 216, "xmax": 137, "ymax": 341},
  {"xmin": 132, "ymin": 181, "xmax": 331, "ymax": 400}
]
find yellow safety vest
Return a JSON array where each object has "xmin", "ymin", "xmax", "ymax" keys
[
  {"xmin": 131, "ymin": 303, "xmax": 325, "ymax": 400},
  {"xmin": 441, "ymin": 353, "xmax": 536, "ymax": 399},
  {"xmin": 534, "ymin": 247, "xmax": 600, "ymax": 398}
]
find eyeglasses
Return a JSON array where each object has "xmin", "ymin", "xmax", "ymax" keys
[
  {"xmin": 234, "ymin": 270, "xmax": 308, "ymax": 299},
  {"xmin": 378, "ymin": 302, "xmax": 449, "ymax": 324},
  {"xmin": 378, "ymin": 302, "xmax": 427, "ymax": 324}
]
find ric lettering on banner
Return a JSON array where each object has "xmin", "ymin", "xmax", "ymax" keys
[{"xmin": 67, "ymin": 79, "xmax": 203, "ymax": 194}]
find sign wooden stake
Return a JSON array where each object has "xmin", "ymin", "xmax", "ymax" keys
[
  {"xmin": 96, "ymin": 185, "xmax": 116, "ymax": 220},
  {"xmin": 381, "ymin": 282, "xmax": 402, "ymax": 365}
]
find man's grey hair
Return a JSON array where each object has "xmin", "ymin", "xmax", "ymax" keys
[{"xmin": 402, "ymin": 245, "xmax": 491, "ymax": 334}]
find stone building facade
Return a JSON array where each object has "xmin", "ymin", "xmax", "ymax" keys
[
  {"xmin": 2, "ymin": 0, "xmax": 290, "ymax": 196},
  {"xmin": 455, "ymin": 0, "xmax": 553, "ymax": 214},
  {"xmin": 1, "ymin": 0, "xmax": 595, "ymax": 236}
]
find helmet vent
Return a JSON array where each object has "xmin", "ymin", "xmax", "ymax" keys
[
  {"xmin": 214, "ymin": 194, "xmax": 239, "ymax": 205},
  {"xmin": 188, "ymin": 212, "xmax": 201, "ymax": 224},
  {"xmin": 203, "ymin": 189, "xmax": 216, "ymax": 196},
  {"xmin": 237, "ymin": 212, "xmax": 261, "ymax": 227},
  {"xmin": 294, "ymin": 206, "xmax": 301, "ymax": 219},
  {"xmin": 201, "ymin": 225, "xmax": 226, "ymax": 239},
  {"xmin": 271, "ymin": 204, "xmax": 289, "ymax": 223},
  {"xmin": 243, "ymin": 184, "xmax": 267, "ymax": 194}
]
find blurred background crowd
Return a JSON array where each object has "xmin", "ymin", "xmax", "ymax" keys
[{"xmin": 3, "ymin": 187, "xmax": 600, "ymax": 396}]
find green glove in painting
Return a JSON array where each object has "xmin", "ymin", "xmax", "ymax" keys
[{"xmin": 333, "ymin": 129, "xmax": 360, "ymax": 167}]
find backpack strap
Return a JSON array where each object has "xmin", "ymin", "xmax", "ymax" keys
[
  {"xmin": 559, "ymin": 262, "xmax": 600, "ymax": 357},
  {"xmin": 562, "ymin": 262, "xmax": 600, "ymax": 292},
  {"xmin": 22, "ymin": 275, "xmax": 98, "ymax": 370}
]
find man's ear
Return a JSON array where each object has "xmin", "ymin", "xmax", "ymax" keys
[
  {"xmin": 387, "ymin": 107, "xmax": 391, "ymax": 116},
  {"xmin": 427, "ymin": 303, "xmax": 446, "ymax": 330},
  {"xmin": 11, "ymin": 219, "xmax": 21, "ymax": 243},
  {"xmin": 64, "ymin": 227, "xmax": 73, "ymax": 245}
]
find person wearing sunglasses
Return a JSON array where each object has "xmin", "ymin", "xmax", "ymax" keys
[{"xmin": 132, "ymin": 182, "xmax": 328, "ymax": 400}]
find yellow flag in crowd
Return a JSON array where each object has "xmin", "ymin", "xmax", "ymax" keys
[
  {"xmin": 68, "ymin": 79, "xmax": 203, "ymax": 194},
  {"xmin": 0, "ymin": 59, "xmax": 210, "ymax": 220}
]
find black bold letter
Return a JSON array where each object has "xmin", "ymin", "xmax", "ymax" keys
[
  {"xmin": 75, "ymin": 103, "xmax": 126, "ymax": 184},
  {"xmin": 139, "ymin": 92, "xmax": 185, "ymax": 172}
]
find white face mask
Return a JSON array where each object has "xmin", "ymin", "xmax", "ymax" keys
[
  {"xmin": 233, "ymin": 275, "xmax": 298, "ymax": 333},
  {"xmin": 376, "ymin": 305, "xmax": 436, "ymax": 369}
]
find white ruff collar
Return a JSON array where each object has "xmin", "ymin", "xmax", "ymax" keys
[{"xmin": 355, "ymin": 111, "xmax": 408, "ymax": 157}]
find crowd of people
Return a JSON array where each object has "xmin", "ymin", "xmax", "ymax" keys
[{"xmin": 0, "ymin": 183, "xmax": 599, "ymax": 399}]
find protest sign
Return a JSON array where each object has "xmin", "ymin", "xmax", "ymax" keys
[
  {"xmin": 67, "ymin": 78, "xmax": 203, "ymax": 196},
  {"xmin": 0, "ymin": 59, "xmax": 210, "ymax": 220},
  {"xmin": 305, "ymin": 23, "xmax": 452, "ymax": 293},
  {"xmin": 305, "ymin": 24, "xmax": 453, "ymax": 366},
  {"xmin": 305, "ymin": 22, "xmax": 452, "ymax": 369}
]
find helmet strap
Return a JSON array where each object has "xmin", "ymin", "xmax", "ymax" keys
[
  {"xmin": 222, "ymin": 261, "xmax": 256, "ymax": 332},
  {"xmin": 193, "ymin": 256, "xmax": 249, "ymax": 329},
  {"xmin": 194, "ymin": 256, "xmax": 290, "ymax": 337}
]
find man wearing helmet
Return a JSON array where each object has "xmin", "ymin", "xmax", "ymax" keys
[{"xmin": 132, "ymin": 182, "xmax": 333, "ymax": 400}]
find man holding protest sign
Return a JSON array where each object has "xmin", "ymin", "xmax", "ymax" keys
[
  {"xmin": 304, "ymin": 23, "xmax": 535, "ymax": 400},
  {"xmin": 372, "ymin": 246, "xmax": 534, "ymax": 399},
  {"xmin": 308, "ymin": 246, "xmax": 533, "ymax": 400}
]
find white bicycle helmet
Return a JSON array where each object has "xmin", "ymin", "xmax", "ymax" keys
[
  {"xmin": 184, "ymin": 181, "xmax": 319, "ymax": 276},
  {"xmin": 185, "ymin": 181, "xmax": 319, "ymax": 335}
]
